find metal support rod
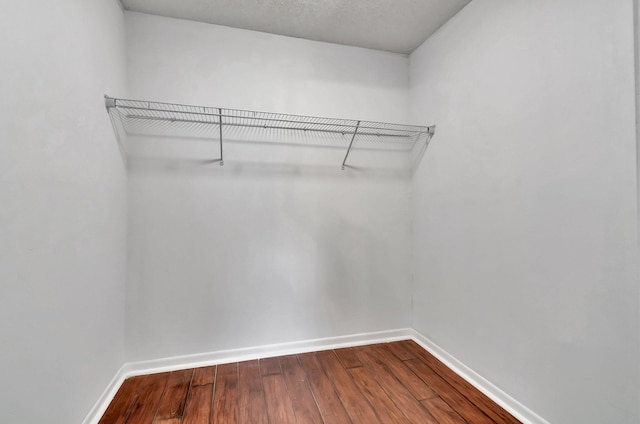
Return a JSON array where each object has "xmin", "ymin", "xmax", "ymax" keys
[
  {"xmin": 218, "ymin": 108, "xmax": 224, "ymax": 166},
  {"xmin": 341, "ymin": 121, "xmax": 361, "ymax": 170},
  {"xmin": 104, "ymin": 97, "xmax": 436, "ymax": 170}
]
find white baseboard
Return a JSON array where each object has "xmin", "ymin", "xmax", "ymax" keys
[
  {"xmin": 82, "ymin": 364, "xmax": 128, "ymax": 424},
  {"xmin": 409, "ymin": 329, "xmax": 549, "ymax": 424},
  {"xmin": 121, "ymin": 328, "xmax": 413, "ymax": 377},
  {"xmin": 82, "ymin": 328, "xmax": 413, "ymax": 424},
  {"xmin": 84, "ymin": 328, "xmax": 548, "ymax": 424}
]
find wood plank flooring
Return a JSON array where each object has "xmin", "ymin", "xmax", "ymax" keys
[{"xmin": 99, "ymin": 340, "xmax": 520, "ymax": 424}]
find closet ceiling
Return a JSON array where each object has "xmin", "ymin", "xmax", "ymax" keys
[{"xmin": 119, "ymin": 0, "xmax": 471, "ymax": 54}]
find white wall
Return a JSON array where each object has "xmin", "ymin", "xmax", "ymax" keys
[
  {"xmin": 0, "ymin": 1, "xmax": 128, "ymax": 423},
  {"xmin": 410, "ymin": 0, "xmax": 640, "ymax": 423},
  {"xmin": 124, "ymin": 12, "xmax": 413, "ymax": 361}
]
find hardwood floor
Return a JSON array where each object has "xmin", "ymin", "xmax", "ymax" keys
[{"xmin": 99, "ymin": 340, "xmax": 520, "ymax": 424}]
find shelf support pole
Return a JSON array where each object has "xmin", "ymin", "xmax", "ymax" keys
[
  {"xmin": 218, "ymin": 108, "xmax": 224, "ymax": 166},
  {"xmin": 341, "ymin": 121, "xmax": 361, "ymax": 170}
]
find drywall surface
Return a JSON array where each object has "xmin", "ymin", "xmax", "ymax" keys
[
  {"xmin": 124, "ymin": 12, "xmax": 413, "ymax": 361},
  {"xmin": 410, "ymin": 0, "xmax": 640, "ymax": 422},
  {"xmin": 0, "ymin": 1, "xmax": 128, "ymax": 422}
]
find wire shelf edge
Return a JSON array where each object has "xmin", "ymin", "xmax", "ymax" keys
[{"xmin": 105, "ymin": 95, "xmax": 436, "ymax": 170}]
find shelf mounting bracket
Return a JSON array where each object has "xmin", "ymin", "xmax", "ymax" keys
[
  {"xmin": 104, "ymin": 95, "xmax": 116, "ymax": 109},
  {"xmin": 218, "ymin": 108, "xmax": 224, "ymax": 166},
  {"xmin": 341, "ymin": 121, "xmax": 361, "ymax": 170}
]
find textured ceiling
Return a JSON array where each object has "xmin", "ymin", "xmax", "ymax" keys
[{"xmin": 120, "ymin": 0, "xmax": 471, "ymax": 54}]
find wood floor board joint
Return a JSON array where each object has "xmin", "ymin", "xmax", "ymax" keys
[{"xmin": 97, "ymin": 341, "xmax": 521, "ymax": 424}]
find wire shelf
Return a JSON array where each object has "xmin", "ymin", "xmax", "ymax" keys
[{"xmin": 105, "ymin": 96, "xmax": 435, "ymax": 170}]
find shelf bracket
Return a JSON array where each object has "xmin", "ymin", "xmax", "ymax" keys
[
  {"xmin": 218, "ymin": 108, "xmax": 224, "ymax": 166},
  {"xmin": 341, "ymin": 121, "xmax": 361, "ymax": 170},
  {"xmin": 104, "ymin": 95, "xmax": 116, "ymax": 109},
  {"xmin": 103, "ymin": 97, "xmax": 436, "ymax": 170}
]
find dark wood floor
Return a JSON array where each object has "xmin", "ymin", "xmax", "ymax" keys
[{"xmin": 99, "ymin": 340, "xmax": 520, "ymax": 424}]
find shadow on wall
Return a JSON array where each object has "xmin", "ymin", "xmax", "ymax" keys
[
  {"xmin": 124, "ymin": 134, "xmax": 416, "ymax": 180},
  {"xmin": 127, "ymin": 156, "xmax": 411, "ymax": 180},
  {"xmin": 125, "ymin": 131, "xmax": 414, "ymax": 358}
]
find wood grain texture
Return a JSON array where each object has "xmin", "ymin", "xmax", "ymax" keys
[
  {"xmin": 259, "ymin": 357, "xmax": 281, "ymax": 376},
  {"xmin": 403, "ymin": 340, "xmax": 520, "ymax": 423},
  {"xmin": 333, "ymin": 347, "xmax": 363, "ymax": 369},
  {"xmin": 125, "ymin": 372, "xmax": 170, "ymax": 424},
  {"xmin": 353, "ymin": 346, "xmax": 439, "ymax": 423},
  {"xmin": 298, "ymin": 353, "xmax": 352, "ymax": 424},
  {"xmin": 422, "ymin": 396, "xmax": 467, "ymax": 424},
  {"xmin": 238, "ymin": 360, "xmax": 267, "ymax": 424},
  {"xmin": 316, "ymin": 350, "xmax": 380, "ymax": 423},
  {"xmin": 348, "ymin": 366, "xmax": 411, "ymax": 424},
  {"xmin": 191, "ymin": 366, "xmax": 216, "ymax": 387},
  {"xmin": 373, "ymin": 344, "xmax": 436, "ymax": 400},
  {"xmin": 405, "ymin": 358, "xmax": 494, "ymax": 423},
  {"xmin": 279, "ymin": 355, "xmax": 323, "ymax": 424},
  {"xmin": 212, "ymin": 363, "xmax": 238, "ymax": 424},
  {"xmin": 385, "ymin": 340, "xmax": 417, "ymax": 361},
  {"xmin": 98, "ymin": 376, "xmax": 145, "ymax": 424},
  {"xmin": 182, "ymin": 384, "xmax": 213, "ymax": 424},
  {"xmin": 262, "ymin": 374, "xmax": 296, "ymax": 424},
  {"xmin": 154, "ymin": 369, "xmax": 193, "ymax": 421},
  {"xmin": 98, "ymin": 341, "xmax": 520, "ymax": 424}
]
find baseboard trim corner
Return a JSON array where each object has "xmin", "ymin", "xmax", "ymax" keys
[
  {"xmin": 83, "ymin": 327, "xmax": 412, "ymax": 423},
  {"xmin": 84, "ymin": 328, "xmax": 547, "ymax": 424},
  {"xmin": 409, "ymin": 329, "xmax": 549, "ymax": 424},
  {"xmin": 82, "ymin": 364, "xmax": 128, "ymax": 424},
  {"xmin": 122, "ymin": 328, "xmax": 413, "ymax": 377}
]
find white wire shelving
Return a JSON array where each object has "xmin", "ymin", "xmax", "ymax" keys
[{"xmin": 105, "ymin": 96, "xmax": 435, "ymax": 170}]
